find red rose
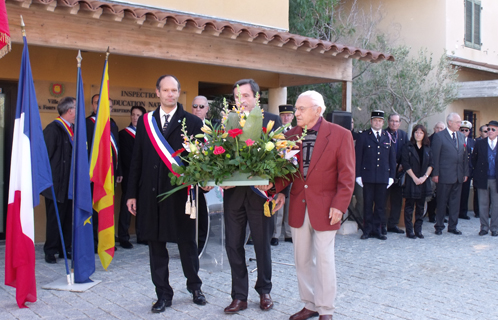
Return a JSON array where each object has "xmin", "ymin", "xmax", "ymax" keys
[
  {"xmin": 172, "ymin": 148, "xmax": 185, "ymax": 157},
  {"xmin": 213, "ymin": 146, "xmax": 226, "ymax": 155},
  {"xmin": 262, "ymin": 127, "xmax": 267, "ymax": 134},
  {"xmin": 228, "ymin": 128, "xmax": 243, "ymax": 138}
]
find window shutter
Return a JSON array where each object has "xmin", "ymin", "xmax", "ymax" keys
[
  {"xmin": 465, "ymin": 0, "xmax": 473, "ymax": 42},
  {"xmin": 473, "ymin": 2, "xmax": 481, "ymax": 45}
]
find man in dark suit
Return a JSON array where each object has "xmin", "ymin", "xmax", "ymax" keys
[
  {"xmin": 427, "ymin": 121, "xmax": 446, "ymax": 222},
  {"xmin": 117, "ymin": 106, "xmax": 146, "ymax": 249},
  {"xmin": 474, "ymin": 124, "xmax": 489, "ymax": 218},
  {"xmin": 431, "ymin": 112, "xmax": 468, "ymax": 235},
  {"xmin": 459, "ymin": 120, "xmax": 475, "ymax": 220},
  {"xmin": 127, "ymin": 75, "xmax": 206, "ymax": 313},
  {"xmin": 385, "ymin": 113, "xmax": 408, "ymax": 234},
  {"xmin": 42, "ymin": 97, "xmax": 76, "ymax": 264},
  {"xmin": 356, "ymin": 110, "xmax": 396, "ymax": 240},
  {"xmin": 472, "ymin": 120, "xmax": 498, "ymax": 236},
  {"xmin": 222, "ymin": 79, "xmax": 282, "ymax": 314}
]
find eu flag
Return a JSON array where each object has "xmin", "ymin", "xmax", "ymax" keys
[{"xmin": 69, "ymin": 55, "xmax": 95, "ymax": 283}]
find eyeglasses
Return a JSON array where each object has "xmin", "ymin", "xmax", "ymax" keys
[
  {"xmin": 192, "ymin": 104, "xmax": 205, "ymax": 109},
  {"xmin": 460, "ymin": 129, "xmax": 469, "ymax": 132},
  {"xmin": 294, "ymin": 106, "xmax": 317, "ymax": 113},
  {"xmin": 489, "ymin": 128, "xmax": 497, "ymax": 132},
  {"xmin": 483, "ymin": 131, "xmax": 488, "ymax": 133}
]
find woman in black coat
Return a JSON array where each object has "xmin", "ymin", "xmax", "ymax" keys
[{"xmin": 401, "ymin": 124, "xmax": 433, "ymax": 239}]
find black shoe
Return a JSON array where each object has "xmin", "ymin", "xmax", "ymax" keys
[
  {"xmin": 459, "ymin": 215, "xmax": 471, "ymax": 220},
  {"xmin": 479, "ymin": 230, "xmax": 488, "ymax": 236},
  {"xmin": 435, "ymin": 230, "xmax": 442, "ymax": 235},
  {"xmin": 191, "ymin": 290, "xmax": 207, "ymax": 306},
  {"xmin": 381, "ymin": 226, "xmax": 387, "ymax": 235},
  {"xmin": 474, "ymin": 213, "xmax": 479, "ymax": 218},
  {"xmin": 448, "ymin": 229, "xmax": 462, "ymax": 235},
  {"xmin": 45, "ymin": 254, "xmax": 57, "ymax": 264},
  {"xmin": 387, "ymin": 226, "xmax": 405, "ymax": 234},
  {"xmin": 360, "ymin": 233, "xmax": 369, "ymax": 240},
  {"xmin": 151, "ymin": 298, "xmax": 172, "ymax": 313},
  {"xmin": 444, "ymin": 218, "xmax": 448, "ymax": 223},
  {"xmin": 374, "ymin": 234, "xmax": 387, "ymax": 240},
  {"xmin": 415, "ymin": 232, "xmax": 424, "ymax": 239},
  {"xmin": 492, "ymin": 231, "xmax": 498, "ymax": 237},
  {"xmin": 120, "ymin": 241, "xmax": 134, "ymax": 249},
  {"xmin": 59, "ymin": 252, "xmax": 71, "ymax": 259},
  {"xmin": 270, "ymin": 238, "xmax": 279, "ymax": 246},
  {"xmin": 284, "ymin": 237, "xmax": 293, "ymax": 243},
  {"xmin": 406, "ymin": 232, "xmax": 416, "ymax": 239}
]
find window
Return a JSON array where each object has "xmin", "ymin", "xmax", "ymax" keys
[{"xmin": 465, "ymin": 0, "xmax": 481, "ymax": 50}]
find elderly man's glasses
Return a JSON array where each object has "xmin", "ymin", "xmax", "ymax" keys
[
  {"xmin": 294, "ymin": 106, "xmax": 317, "ymax": 113},
  {"xmin": 192, "ymin": 104, "xmax": 205, "ymax": 109},
  {"xmin": 489, "ymin": 128, "xmax": 497, "ymax": 132}
]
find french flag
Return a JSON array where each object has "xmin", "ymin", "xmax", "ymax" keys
[{"xmin": 4, "ymin": 36, "xmax": 53, "ymax": 308}]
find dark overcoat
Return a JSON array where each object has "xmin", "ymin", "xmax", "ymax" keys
[
  {"xmin": 472, "ymin": 138, "xmax": 498, "ymax": 190},
  {"xmin": 127, "ymin": 104, "xmax": 203, "ymax": 242},
  {"xmin": 118, "ymin": 124, "xmax": 135, "ymax": 192},
  {"xmin": 401, "ymin": 142, "xmax": 433, "ymax": 199}
]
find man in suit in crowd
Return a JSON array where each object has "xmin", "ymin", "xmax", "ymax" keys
[
  {"xmin": 117, "ymin": 106, "xmax": 146, "ymax": 249},
  {"xmin": 459, "ymin": 120, "xmax": 475, "ymax": 220},
  {"xmin": 472, "ymin": 120, "xmax": 498, "ymax": 236},
  {"xmin": 86, "ymin": 94, "xmax": 121, "ymax": 251},
  {"xmin": 191, "ymin": 95, "xmax": 209, "ymax": 123},
  {"xmin": 42, "ymin": 97, "xmax": 76, "ymax": 263},
  {"xmin": 478, "ymin": 125, "xmax": 489, "ymax": 140},
  {"xmin": 431, "ymin": 112, "xmax": 468, "ymax": 235},
  {"xmin": 474, "ymin": 124, "xmax": 489, "ymax": 218},
  {"xmin": 270, "ymin": 104, "xmax": 294, "ymax": 245},
  {"xmin": 355, "ymin": 110, "xmax": 396, "ymax": 240},
  {"xmin": 127, "ymin": 75, "xmax": 206, "ymax": 312},
  {"xmin": 222, "ymin": 78, "xmax": 282, "ymax": 314},
  {"xmin": 427, "ymin": 121, "xmax": 446, "ymax": 222},
  {"xmin": 271, "ymin": 90, "xmax": 355, "ymax": 320},
  {"xmin": 384, "ymin": 113, "xmax": 408, "ymax": 235}
]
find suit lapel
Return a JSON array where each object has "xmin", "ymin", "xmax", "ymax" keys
[{"xmin": 164, "ymin": 103, "xmax": 184, "ymax": 140}]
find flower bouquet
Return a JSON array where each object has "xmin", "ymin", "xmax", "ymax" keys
[{"xmin": 161, "ymin": 94, "xmax": 305, "ymax": 199}]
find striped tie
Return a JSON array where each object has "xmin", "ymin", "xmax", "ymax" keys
[{"xmin": 162, "ymin": 114, "xmax": 170, "ymax": 135}]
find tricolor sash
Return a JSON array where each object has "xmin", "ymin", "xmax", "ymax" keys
[
  {"xmin": 91, "ymin": 116, "xmax": 118, "ymax": 158},
  {"xmin": 143, "ymin": 111, "xmax": 184, "ymax": 177},
  {"xmin": 54, "ymin": 116, "xmax": 74, "ymax": 146},
  {"xmin": 125, "ymin": 126, "xmax": 136, "ymax": 138},
  {"xmin": 251, "ymin": 186, "xmax": 275, "ymax": 217}
]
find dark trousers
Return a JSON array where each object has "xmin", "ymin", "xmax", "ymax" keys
[
  {"xmin": 386, "ymin": 184, "xmax": 403, "ymax": 228},
  {"xmin": 148, "ymin": 240, "xmax": 202, "ymax": 300},
  {"xmin": 197, "ymin": 191, "xmax": 209, "ymax": 254},
  {"xmin": 224, "ymin": 187, "xmax": 272, "ymax": 301},
  {"xmin": 459, "ymin": 178, "xmax": 471, "ymax": 217},
  {"xmin": 44, "ymin": 198, "xmax": 72, "ymax": 256},
  {"xmin": 474, "ymin": 186, "xmax": 480, "ymax": 217},
  {"xmin": 404, "ymin": 198, "xmax": 425, "ymax": 234},
  {"xmin": 117, "ymin": 184, "xmax": 132, "ymax": 242},
  {"xmin": 435, "ymin": 182, "xmax": 462, "ymax": 231},
  {"xmin": 363, "ymin": 183, "xmax": 388, "ymax": 236}
]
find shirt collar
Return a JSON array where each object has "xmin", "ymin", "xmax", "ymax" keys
[
  {"xmin": 60, "ymin": 116, "xmax": 72, "ymax": 127},
  {"xmin": 371, "ymin": 128, "xmax": 382, "ymax": 136},
  {"xmin": 447, "ymin": 127, "xmax": 456, "ymax": 136},
  {"xmin": 160, "ymin": 105, "xmax": 177, "ymax": 121},
  {"xmin": 309, "ymin": 116, "xmax": 323, "ymax": 132}
]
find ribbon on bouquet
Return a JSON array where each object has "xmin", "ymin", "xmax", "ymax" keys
[{"xmin": 251, "ymin": 186, "xmax": 275, "ymax": 217}]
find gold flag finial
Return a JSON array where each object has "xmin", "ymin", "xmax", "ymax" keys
[
  {"xmin": 77, "ymin": 50, "xmax": 82, "ymax": 68},
  {"xmin": 20, "ymin": 15, "xmax": 26, "ymax": 37},
  {"xmin": 105, "ymin": 47, "xmax": 110, "ymax": 60}
]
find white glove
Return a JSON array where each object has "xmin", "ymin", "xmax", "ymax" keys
[
  {"xmin": 387, "ymin": 178, "xmax": 394, "ymax": 189},
  {"xmin": 355, "ymin": 177, "xmax": 363, "ymax": 188}
]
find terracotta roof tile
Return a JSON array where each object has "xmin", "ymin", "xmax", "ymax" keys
[{"xmin": 11, "ymin": 0, "xmax": 394, "ymax": 62}]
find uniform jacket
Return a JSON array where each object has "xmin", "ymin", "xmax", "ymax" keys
[
  {"xmin": 431, "ymin": 129, "xmax": 469, "ymax": 184},
  {"xmin": 41, "ymin": 120, "xmax": 72, "ymax": 202},
  {"xmin": 401, "ymin": 142, "xmax": 433, "ymax": 199},
  {"xmin": 355, "ymin": 129, "xmax": 396, "ymax": 184},
  {"xmin": 275, "ymin": 119, "xmax": 355, "ymax": 231},
  {"xmin": 86, "ymin": 113, "xmax": 121, "ymax": 176},
  {"xmin": 127, "ymin": 104, "xmax": 203, "ymax": 242},
  {"xmin": 472, "ymin": 138, "xmax": 498, "ymax": 190}
]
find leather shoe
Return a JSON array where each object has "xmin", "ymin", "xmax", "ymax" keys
[
  {"xmin": 387, "ymin": 226, "xmax": 405, "ymax": 234},
  {"xmin": 289, "ymin": 307, "xmax": 319, "ymax": 320},
  {"xmin": 374, "ymin": 234, "xmax": 387, "ymax": 240},
  {"xmin": 435, "ymin": 230, "xmax": 442, "ymax": 235},
  {"xmin": 406, "ymin": 232, "xmax": 416, "ymax": 239},
  {"xmin": 381, "ymin": 226, "xmax": 387, "ymax": 235},
  {"xmin": 192, "ymin": 289, "xmax": 207, "ymax": 305},
  {"xmin": 151, "ymin": 298, "xmax": 172, "ymax": 313},
  {"xmin": 319, "ymin": 316, "xmax": 333, "ymax": 320},
  {"xmin": 448, "ymin": 229, "xmax": 462, "ymax": 235},
  {"xmin": 415, "ymin": 232, "xmax": 424, "ymax": 239},
  {"xmin": 360, "ymin": 233, "xmax": 369, "ymax": 240},
  {"xmin": 59, "ymin": 252, "xmax": 71, "ymax": 259},
  {"xmin": 120, "ymin": 240, "xmax": 133, "ymax": 249},
  {"xmin": 270, "ymin": 238, "xmax": 279, "ymax": 246},
  {"xmin": 260, "ymin": 293, "xmax": 273, "ymax": 311},
  {"xmin": 45, "ymin": 254, "xmax": 56, "ymax": 264},
  {"xmin": 492, "ymin": 231, "xmax": 498, "ymax": 237},
  {"xmin": 479, "ymin": 230, "xmax": 488, "ymax": 236},
  {"xmin": 459, "ymin": 215, "xmax": 471, "ymax": 220},
  {"xmin": 285, "ymin": 237, "xmax": 293, "ymax": 243},
  {"xmin": 224, "ymin": 299, "xmax": 247, "ymax": 314}
]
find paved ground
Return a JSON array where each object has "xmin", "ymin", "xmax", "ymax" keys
[{"xmin": 1, "ymin": 214, "xmax": 497, "ymax": 320}]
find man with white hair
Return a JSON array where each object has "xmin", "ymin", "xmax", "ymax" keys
[
  {"xmin": 427, "ymin": 121, "xmax": 447, "ymax": 222},
  {"xmin": 431, "ymin": 112, "xmax": 468, "ymax": 235},
  {"xmin": 271, "ymin": 90, "xmax": 355, "ymax": 320},
  {"xmin": 191, "ymin": 95, "xmax": 210, "ymax": 122}
]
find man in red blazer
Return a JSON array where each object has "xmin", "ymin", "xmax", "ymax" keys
[{"xmin": 267, "ymin": 90, "xmax": 355, "ymax": 320}]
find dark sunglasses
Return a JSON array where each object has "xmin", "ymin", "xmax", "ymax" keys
[
  {"xmin": 489, "ymin": 128, "xmax": 497, "ymax": 132},
  {"xmin": 460, "ymin": 129, "xmax": 469, "ymax": 132},
  {"xmin": 483, "ymin": 131, "xmax": 488, "ymax": 133},
  {"xmin": 192, "ymin": 104, "xmax": 205, "ymax": 109}
]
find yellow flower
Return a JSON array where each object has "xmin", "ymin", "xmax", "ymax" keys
[
  {"xmin": 266, "ymin": 120, "xmax": 275, "ymax": 132},
  {"xmin": 201, "ymin": 125, "xmax": 212, "ymax": 134},
  {"xmin": 240, "ymin": 119, "xmax": 246, "ymax": 128},
  {"xmin": 221, "ymin": 132, "xmax": 229, "ymax": 139},
  {"xmin": 276, "ymin": 140, "xmax": 288, "ymax": 149},
  {"xmin": 265, "ymin": 141, "xmax": 275, "ymax": 151},
  {"xmin": 272, "ymin": 133, "xmax": 285, "ymax": 140}
]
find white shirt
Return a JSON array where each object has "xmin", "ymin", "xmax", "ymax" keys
[
  {"xmin": 372, "ymin": 128, "xmax": 382, "ymax": 138},
  {"xmin": 160, "ymin": 106, "xmax": 177, "ymax": 128},
  {"xmin": 488, "ymin": 137, "xmax": 497, "ymax": 150}
]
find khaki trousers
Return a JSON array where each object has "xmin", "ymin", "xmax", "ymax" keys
[{"xmin": 291, "ymin": 209, "xmax": 337, "ymax": 315}]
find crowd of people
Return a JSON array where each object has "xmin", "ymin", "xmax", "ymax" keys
[{"xmin": 39, "ymin": 75, "xmax": 497, "ymax": 320}]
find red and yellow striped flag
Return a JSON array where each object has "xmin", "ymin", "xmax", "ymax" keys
[{"xmin": 89, "ymin": 56, "xmax": 115, "ymax": 270}]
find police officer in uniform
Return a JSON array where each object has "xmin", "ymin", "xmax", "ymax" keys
[{"xmin": 355, "ymin": 110, "xmax": 396, "ymax": 240}]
